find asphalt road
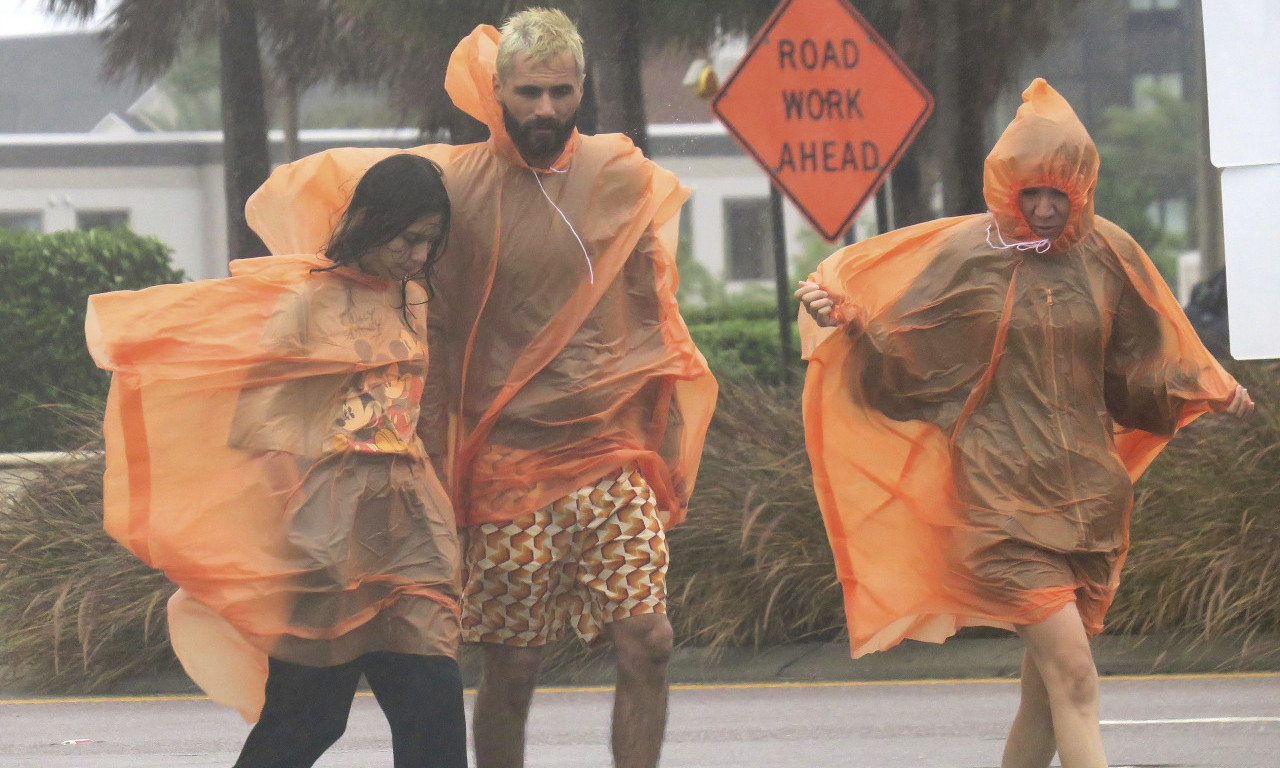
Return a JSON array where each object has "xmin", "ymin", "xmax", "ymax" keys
[{"xmin": 3, "ymin": 672, "xmax": 1278, "ymax": 767}]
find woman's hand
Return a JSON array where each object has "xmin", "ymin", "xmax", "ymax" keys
[
  {"xmin": 1224, "ymin": 383, "xmax": 1256, "ymax": 419},
  {"xmin": 795, "ymin": 281, "xmax": 838, "ymax": 328}
]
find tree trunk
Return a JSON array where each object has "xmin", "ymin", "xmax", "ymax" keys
[
  {"xmin": 1191, "ymin": 1, "xmax": 1223, "ymax": 275},
  {"xmin": 220, "ymin": 0, "xmax": 271, "ymax": 262},
  {"xmin": 889, "ymin": 153, "xmax": 931, "ymax": 229},
  {"xmin": 933, "ymin": 4, "xmax": 988, "ymax": 217},
  {"xmin": 935, "ymin": 2, "xmax": 963, "ymax": 216},
  {"xmin": 952, "ymin": 4, "xmax": 989, "ymax": 216},
  {"xmin": 890, "ymin": 0, "xmax": 937, "ymax": 228},
  {"xmin": 580, "ymin": 0, "xmax": 648, "ymax": 154},
  {"xmin": 442, "ymin": 103, "xmax": 489, "ymax": 145},
  {"xmin": 575, "ymin": 70, "xmax": 598, "ymax": 135},
  {"xmin": 282, "ymin": 77, "xmax": 302, "ymax": 163}
]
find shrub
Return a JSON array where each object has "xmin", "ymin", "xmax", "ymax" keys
[
  {"xmin": 1108, "ymin": 360, "xmax": 1280, "ymax": 640},
  {"xmin": 0, "ymin": 229, "xmax": 184, "ymax": 452},
  {"xmin": 0, "ymin": 417, "xmax": 174, "ymax": 691},
  {"xmin": 685, "ymin": 298, "xmax": 804, "ymax": 386},
  {"xmin": 666, "ymin": 378, "xmax": 844, "ymax": 649},
  {"xmin": 4, "ymin": 363, "xmax": 1276, "ymax": 691}
]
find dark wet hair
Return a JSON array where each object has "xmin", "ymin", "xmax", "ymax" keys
[{"xmin": 319, "ymin": 153, "xmax": 451, "ymax": 300}]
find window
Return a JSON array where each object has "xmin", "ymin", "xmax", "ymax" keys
[
  {"xmin": 724, "ymin": 197, "xmax": 773, "ymax": 281},
  {"xmin": 76, "ymin": 209, "xmax": 130, "ymax": 231},
  {"xmin": 0, "ymin": 211, "xmax": 42, "ymax": 233},
  {"xmin": 1130, "ymin": 0, "xmax": 1179, "ymax": 10},
  {"xmin": 1132, "ymin": 72, "xmax": 1183, "ymax": 109}
]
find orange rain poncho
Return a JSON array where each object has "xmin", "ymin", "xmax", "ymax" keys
[
  {"xmin": 800, "ymin": 79, "xmax": 1238, "ymax": 657},
  {"xmin": 246, "ymin": 25, "xmax": 717, "ymax": 529},
  {"xmin": 87, "ymin": 256, "xmax": 461, "ymax": 721}
]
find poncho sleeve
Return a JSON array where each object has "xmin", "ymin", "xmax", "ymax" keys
[{"xmin": 1094, "ymin": 218, "xmax": 1238, "ymax": 477}]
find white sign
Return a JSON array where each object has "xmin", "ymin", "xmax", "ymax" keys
[
  {"xmin": 1202, "ymin": 0, "xmax": 1280, "ymax": 360},
  {"xmin": 1220, "ymin": 164, "xmax": 1280, "ymax": 360},
  {"xmin": 1202, "ymin": 0, "xmax": 1280, "ymax": 167}
]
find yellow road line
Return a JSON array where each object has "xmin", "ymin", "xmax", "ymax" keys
[{"xmin": 2, "ymin": 671, "xmax": 1276, "ymax": 706}]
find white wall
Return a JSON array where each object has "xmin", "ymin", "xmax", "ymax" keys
[
  {"xmin": 655, "ymin": 152, "xmax": 843, "ymax": 282},
  {"xmin": 0, "ymin": 130, "xmax": 883, "ymax": 285},
  {"xmin": 0, "ymin": 163, "xmax": 222, "ymax": 279}
]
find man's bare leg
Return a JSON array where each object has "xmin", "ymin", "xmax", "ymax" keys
[
  {"xmin": 473, "ymin": 643, "xmax": 544, "ymax": 768},
  {"xmin": 1016, "ymin": 603, "xmax": 1108, "ymax": 768},
  {"xmin": 606, "ymin": 613, "xmax": 673, "ymax": 768},
  {"xmin": 1002, "ymin": 649, "xmax": 1056, "ymax": 768}
]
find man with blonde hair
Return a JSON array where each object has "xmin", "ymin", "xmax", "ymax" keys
[
  {"xmin": 247, "ymin": 7, "xmax": 715, "ymax": 768},
  {"xmin": 449, "ymin": 12, "xmax": 714, "ymax": 767}
]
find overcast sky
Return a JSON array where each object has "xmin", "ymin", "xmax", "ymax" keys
[{"xmin": 0, "ymin": 0, "xmax": 115, "ymax": 37}]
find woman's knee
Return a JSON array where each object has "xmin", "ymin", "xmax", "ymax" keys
[
  {"xmin": 1040, "ymin": 650, "xmax": 1099, "ymax": 710},
  {"xmin": 311, "ymin": 707, "xmax": 352, "ymax": 747}
]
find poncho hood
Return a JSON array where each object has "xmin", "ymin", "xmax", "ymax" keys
[
  {"xmin": 445, "ymin": 24, "xmax": 581, "ymax": 171},
  {"xmin": 984, "ymin": 78, "xmax": 1099, "ymax": 252}
]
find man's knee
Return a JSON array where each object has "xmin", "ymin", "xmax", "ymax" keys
[
  {"xmin": 611, "ymin": 614, "xmax": 673, "ymax": 677},
  {"xmin": 481, "ymin": 644, "xmax": 544, "ymax": 701}
]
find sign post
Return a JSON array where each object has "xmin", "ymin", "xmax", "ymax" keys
[{"xmin": 711, "ymin": 0, "xmax": 933, "ymax": 381}]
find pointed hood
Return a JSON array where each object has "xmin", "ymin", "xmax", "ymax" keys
[
  {"xmin": 445, "ymin": 24, "xmax": 580, "ymax": 171},
  {"xmin": 984, "ymin": 78, "xmax": 1099, "ymax": 251}
]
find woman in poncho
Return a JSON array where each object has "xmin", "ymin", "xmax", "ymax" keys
[
  {"xmin": 796, "ymin": 79, "xmax": 1253, "ymax": 768},
  {"xmin": 87, "ymin": 155, "xmax": 467, "ymax": 768}
]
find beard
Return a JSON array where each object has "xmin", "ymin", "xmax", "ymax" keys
[{"xmin": 502, "ymin": 103, "xmax": 577, "ymax": 164}]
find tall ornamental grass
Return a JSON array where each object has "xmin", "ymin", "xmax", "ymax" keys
[
  {"xmin": 2, "ymin": 359, "xmax": 1277, "ymax": 690},
  {"xmin": 0, "ymin": 433, "xmax": 174, "ymax": 692},
  {"xmin": 665, "ymin": 378, "xmax": 843, "ymax": 649},
  {"xmin": 1107, "ymin": 360, "xmax": 1280, "ymax": 641}
]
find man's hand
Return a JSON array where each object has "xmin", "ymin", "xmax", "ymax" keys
[
  {"xmin": 795, "ymin": 281, "xmax": 837, "ymax": 328},
  {"xmin": 1224, "ymin": 383, "xmax": 1256, "ymax": 419}
]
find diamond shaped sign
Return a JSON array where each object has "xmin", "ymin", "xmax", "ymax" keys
[{"xmin": 712, "ymin": 0, "xmax": 933, "ymax": 241}]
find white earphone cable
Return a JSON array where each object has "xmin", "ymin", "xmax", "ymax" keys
[{"xmin": 532, "ymin": 168, "xmax": 594, "ymax": 284}]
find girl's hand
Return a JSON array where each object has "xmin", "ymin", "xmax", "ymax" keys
[
  {"xmin": 795, "ymin": 281, "xmax": 838, "ymax": 328},
  {"xmin": 1224, "ymin": 383, "xmax": 1256, "ymax": 419}
]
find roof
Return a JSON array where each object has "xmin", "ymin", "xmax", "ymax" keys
[
  {"xmin": 0, "ymin": 31, "xmax": 729, "ymax": 148},
  {"xmin": 0, "ymin": 124, "xmax": 739, "ymax": 168},
  {"xmin": 0, "ymin": 32, "xmax": 150, "ymax": 133}
]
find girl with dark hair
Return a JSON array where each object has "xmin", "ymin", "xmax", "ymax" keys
[
  {"xmin": 87, "ymin": 153, "xmax": 467, "ymax": 768},
  {"xmin": 321, "ymin": 152, "xmax": 451, "ymax": 298}
]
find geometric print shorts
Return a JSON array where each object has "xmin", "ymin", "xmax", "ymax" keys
[{"xmin": 460, "ymin": 464, "xmax": 668, "ymax": 647}]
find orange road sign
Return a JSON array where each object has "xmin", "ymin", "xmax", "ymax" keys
[{"xmin": 712, "ymin": 0, "xmax": 934, "ymax": 241}]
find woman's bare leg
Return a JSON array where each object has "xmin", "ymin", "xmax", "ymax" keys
[
  {"xmin": 1015, "ymin": 602, "xmax": 1108, "ymax": 768},
  {"xmin": 1001, "ymin": 650, "xmax": 1056, "ymax": 768}
]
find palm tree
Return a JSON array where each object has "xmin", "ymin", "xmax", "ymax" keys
[
  {"xmin": 262, "ymin": 1, "xmax": 388, "ymax": 161},
  {"xmin": 42, "ymin": 0, "xmax": 270, "ymax": 262},
  {"xmin": 336, "ymin": 0, "xmax": 511, "ymax": 143}
]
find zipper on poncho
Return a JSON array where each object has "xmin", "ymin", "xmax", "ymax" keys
[{"xmin": 1042, "ymin": 286, "xmax": 1085, "ymax": 541}]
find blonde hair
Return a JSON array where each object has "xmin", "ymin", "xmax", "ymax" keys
[{"xmin": 495, "ymin": 7, "xmax": 585, "ymax": 83}]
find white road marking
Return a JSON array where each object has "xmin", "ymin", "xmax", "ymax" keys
[{"xmin": 1102, "ymin": 716, "xmax": 1280, "ymax": 725}]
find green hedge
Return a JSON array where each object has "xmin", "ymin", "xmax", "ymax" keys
[
  {"xmin": 685, "ymin": 298, "xmax": 804, "ymax": 386},
  {"xmin": 0, "ymin": 229, "xmax": 184, "ymax": 451}
]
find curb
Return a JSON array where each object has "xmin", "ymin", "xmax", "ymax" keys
[
  {"xmin": 530, "ymin": 634, "xmax": 1280, "ymax": 688},
  {"xmin": 8, "ymin": 634, "xmax": 1275, "ymax": 699}
]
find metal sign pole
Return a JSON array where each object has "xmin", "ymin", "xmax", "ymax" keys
[{"xmin": 770, "ymin": 184, "xmax": 794, "ymax": 386}]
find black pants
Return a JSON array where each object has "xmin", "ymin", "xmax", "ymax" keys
[{"xmin": 234, "ymin": 652, "xmax": 467, "ymax": 768}]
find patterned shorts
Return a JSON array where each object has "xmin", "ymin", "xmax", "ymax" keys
[{"xmin": 460, "ymin": 465, "xmax": 668, "ymax": 647}]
